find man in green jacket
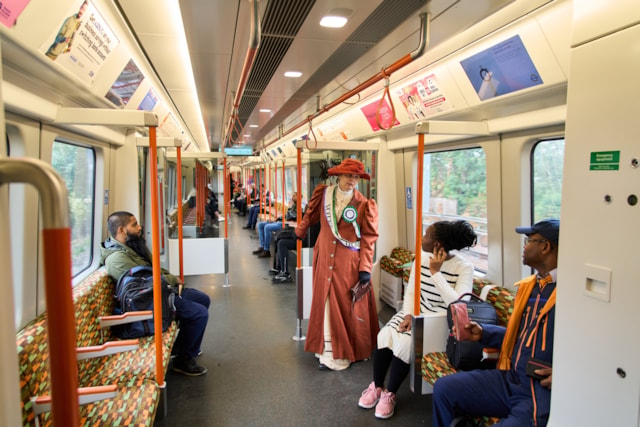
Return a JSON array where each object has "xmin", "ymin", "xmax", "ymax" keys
[{"xmin": 100, "ymin": 211, "xmax": 210, "ymax": 376}]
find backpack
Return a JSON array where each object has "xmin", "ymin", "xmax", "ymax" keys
[
  {"xmin": 446, "ymin": 293, "xmax": 498, "ymax": 371},
  {"xmin": 113, "ymin": 266, "xmax": 176, "ymax": 338}
]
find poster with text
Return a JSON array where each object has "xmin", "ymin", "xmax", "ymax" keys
[
  {"xmin": 40, "ymin": 1, "xmax": 119, "ymax": 85},
  {"xmin": 460, "ymin": 35, "xmax": 543, "ymax": 101},
  {"xmin": 397, "ymin": 73, "xmax": 452, "ymax": 120},
  {"xmin": 0, "ymin": 0, "xmax": 31, "ymax": 28},
  {"xmin": 360, "ymin": 99, "xmax": 400, "ymax": 132}
]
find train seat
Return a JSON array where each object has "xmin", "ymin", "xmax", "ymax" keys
[
  {"xmin": 418, "ymin": 279, "xmax": 516, "ymax": 426},
  {"xmin": 15, "ymin": 267, "xmax": 178, "ymax": 426},
  {"xmin": 380, "ymin": 247, "xmax": 415, "ymax": 310}
]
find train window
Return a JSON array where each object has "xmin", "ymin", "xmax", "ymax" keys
[
  {"xmin": 532, "ymin": 138, "xmax": 565, "ymax": 222},
  {"xmin": 51, "ymin": 140, "xmax": 96, "ymax": 277},
  {"xmin": 167, "ymin": 163, "xmax": 177, "ymax": 209},
  {"xmin": 423, "ymin": 148, "xmax": 487, "ymax": 272}
]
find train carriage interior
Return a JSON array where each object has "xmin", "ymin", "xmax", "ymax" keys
[{"xmin": 1, "ymin": 0, "xmax": 639, "ymax": 426}]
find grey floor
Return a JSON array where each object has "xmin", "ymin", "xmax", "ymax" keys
[{"xmin": 154, "ymin": 212, "xmax": 433, "ymax": 426}]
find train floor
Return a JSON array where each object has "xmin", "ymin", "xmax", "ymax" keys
[{"xmin": 154, "ymin": 212, "xmax": 433, "ymax": 426}]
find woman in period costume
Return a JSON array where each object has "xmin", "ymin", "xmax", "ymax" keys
[{"xmin": 295, "ymin": 159, "xmax": 379, "ymax": 371}]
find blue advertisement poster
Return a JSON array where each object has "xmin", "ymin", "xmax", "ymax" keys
[{"xmin": 460, "ymin": 35, "xmax": 543, "ymax": 101}]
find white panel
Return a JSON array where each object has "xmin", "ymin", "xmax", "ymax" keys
[
  {"xmin": 571, "ymin": 0, "xmax": 640, "ymax": 46},
  {"xmin": 550, "ymin": 24, "xmax": 640, "ymax": 427},
  {"xmin": 168, "ymin": 237, "xmax": 227, "ymax": 275}
]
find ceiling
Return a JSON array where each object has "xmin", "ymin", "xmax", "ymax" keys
[{"xmin": 117, "ymin": 0, "xmax": 520, "ymax": 154}]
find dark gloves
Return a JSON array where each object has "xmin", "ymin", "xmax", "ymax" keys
[{"xmin": 359, "ymin": 271, "xmax": 371, "ymax": 284}]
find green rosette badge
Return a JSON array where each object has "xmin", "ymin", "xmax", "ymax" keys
[{"xmin": 342, "ymin": 206, "xmax": 357, "ymax": 223}]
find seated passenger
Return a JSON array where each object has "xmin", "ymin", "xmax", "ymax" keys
[
  {"xmin": 100, "ymin": 211, "xmax": 211, "ymax": 377},
  {"xmin": 252, "ymin": 192, "xmax": 298, "ymax": 257},
  {"xmin": 359, "ymin": 220, "xmax": 477, "ymax": 419},
  {"xmin": 432, "ymin": 219, "xmax": 559, "ymax": 427},
  {"xmin": 206, "ymin": 184, "xmax": 221, "ymax": 228}
]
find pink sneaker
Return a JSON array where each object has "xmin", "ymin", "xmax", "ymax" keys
[
  {"xmin": 375, "ymin": 390, "xmax": 396, "ymax": 419},
  {"xmin": 358, "ymin": 382, "xmax": 382, "ymax": 409}
]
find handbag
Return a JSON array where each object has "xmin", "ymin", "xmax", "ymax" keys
[
  {"xmin": 446, "ymin": 293, "xmax": 498, "ymax": 371},
  {"xmin": 350, "ymin": 280, "xmax": 371, "ymax": 321}
]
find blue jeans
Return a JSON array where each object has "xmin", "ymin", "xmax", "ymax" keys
[
  {"xmin": 246, "ymin": 205, "xmax": 260, "ymax": 227},
  {"xmin": 173, "ymin": 288, "xmax": 210, "ymax": 359},
  {"xmin": 259, "ymin": 221, "xmax": 283, "ymax": 250}
]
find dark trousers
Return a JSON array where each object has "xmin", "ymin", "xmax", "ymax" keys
[
  {"xmin": 432, "ymin": 368, "xmax": 548, "ymax": 427},
  {"xmin": 173, "ymin": 288, "xmax": 210, "ymax": 359},
  {"xmin": 277, "ymin": 238, "xmax": 296, "ymax": 272}
]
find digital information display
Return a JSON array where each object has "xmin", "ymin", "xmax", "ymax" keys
[
  {"xmin": 460, "ymin": 35, "xmax": 543, "ymax": 101},
  {"xmin": 225, "ymin": 147, "xmax": 253, "ymax": 156}
]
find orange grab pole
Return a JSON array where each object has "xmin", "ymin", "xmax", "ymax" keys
[
  {"xmin": 413, "ymin": 133, "xmax": 425, "ymax": 316},
  {"xmin": 148, "ymin": 126, "xmax": 165, "ymax": 386},
  {"xmin": 43, "ymin": 227, "xmax": 80, "ymax": 426},
  {"xmin": 224, "ymin": 158, "xmax": 229, "ymax": 238},
  {"xmin": 281, "ymin": 160, "xmax": 286, "ymax": 227},
  {"xmin": 268, "ymin": 164, "xmax": 272, "ymax": 220},
  {"xmin": 296, "ymin": 148, "xmax": 302, "ymax": 268},
  {"xmin": 177, "ymin": 147, "xmax": 184, "ymax": 283}
]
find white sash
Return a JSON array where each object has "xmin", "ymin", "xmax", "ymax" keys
[{"xmin": 323, "ymin": 186, "xmax": 361, "ymax": 250}]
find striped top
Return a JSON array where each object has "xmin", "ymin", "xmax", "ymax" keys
[{"xmin": 400, "ymin": 252, "xmax": 474, "ymax": 315}]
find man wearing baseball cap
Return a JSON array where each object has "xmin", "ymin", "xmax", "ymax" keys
[{"xmin": 433, "ymin": 218, "xmax": 559, "ymax": 427}]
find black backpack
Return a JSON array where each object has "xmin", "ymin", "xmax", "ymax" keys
[
  {"xmin": 113, "ymin": 266, "xmax": 176, "ymax": 338},
  {"xmin": 446, "ymin": 293, "xmax": 498, "ymax": 371}
]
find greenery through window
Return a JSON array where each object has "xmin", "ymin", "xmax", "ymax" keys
[
  {"xmin": 52, "ymin": 141, "xmax": 95, "ymax": 276},
  {"xmin": 423, "ymin": 148, "xmax": 487, "ymax": 272},
  {"xmin": 532, "ymin": 139, "xmax": 564, "ymax": 222}
]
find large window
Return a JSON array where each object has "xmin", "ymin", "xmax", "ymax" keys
[
  {"xmin": 423, "ymin": 148, "xmax": 487, "ymax": 272},
  {"xmin": 52, "ymin": 141, "xmax": 96, "ymax": 276},
  {"xmin": 532, "ymin": 138, "xmax": 564, "ymax": 222}
]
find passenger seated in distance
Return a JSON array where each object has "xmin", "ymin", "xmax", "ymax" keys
[
  {"xmin": 252, "ymin": 192, "xmax": 298, "ymax": 258},
  {"xmin": 359, "ymin": 220, "xmax": 477, "ymax": 419},
  {"xmin": 100, "ymin": 211, "xmax": 211, "ymax": 377},
  {"xmin": 432, "ymin": 219, "xmax": 559, "ymax": 427}
]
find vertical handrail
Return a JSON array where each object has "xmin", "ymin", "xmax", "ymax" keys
[
  {"xmin": 148, "ymin": 127, "xmax": 165, "ymax": 387},
  {"xmin": 224, "ymin": 159, "xmax": 229, "ymax": 238},
  {"xmin": 268, "ymin": 164, "xmax": 272, "ymax": 220},
  {"xmin": 176, "ymin": 147, "xmax": 184, "ymax": 282},
  {"xmin": 413, "ymin": 133, "xmax": 425, "ymax": 315},
  {"xmin": 281, "ymin": 160, "xmax": 285, "ymax": 227},
  {"xmin": 296, "ymin": 148, "xmax": 302, "ymax": 268},
  {"xmin": 0, "ymin": 158, "xmax": 79, "ymax": 426}
]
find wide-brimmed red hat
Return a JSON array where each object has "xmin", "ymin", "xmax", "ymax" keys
[{"xmin": 327, "ymin": 159, "xmax": 371, "ymax": 180}]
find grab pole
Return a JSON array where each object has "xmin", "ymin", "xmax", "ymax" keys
[
  {"xmin": 148, "ymin": 126, "xmax": 165, "ymax": 387},
  {"xmin": 414, "ymin": 133, "xmax": 425, "ymax": 315},
  {"xmin": 0, "ymin": 158, "xmax": 79, "ymax": 426},
  {"xmin": 293, "ymin": 147, "xmax": 305, "ymax": 340}
]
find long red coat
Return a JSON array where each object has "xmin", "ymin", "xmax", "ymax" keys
[{"xmin": 295, "ymin": 184, "xmax": 379, "ymax": 362}]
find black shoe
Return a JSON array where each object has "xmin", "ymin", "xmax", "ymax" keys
[
  {"xmin": 252, "ymin": 248, "xmax": 264, "ymax": 254},
  {"xmin": 172, "ymin": 357, "xmax": 207, "ymax": 376},
  {"xmin": 268, "ymin": 268, "xmax": 280, "ymax": 275},
  {"xmin": 257, "ymin": 250, "xmax": 271, "ymax": 258},
  {"xmin": 243, "ymin": 225, "xmax": 252, "ymax": 229}
]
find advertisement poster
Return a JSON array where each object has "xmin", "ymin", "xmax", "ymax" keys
[
  {"xmin": 40, "ymin": 1, "xmax": 119, "ymax": 85},
  {"xmin": 158, "ymin": 112, "xmax": 179, "ymax": 138},
  {"xmin": 0, "ymin": 0, "xmax": 31, "ymax": 28},
  {"xmin": 360, "ymin": 99, "xmax": 400, "ymax": 132},
  {"xmin": 106, "ymin": 59, "xmax": 144, "ymax": 107},
  {"xmin": 460, "ymin": 35, "xmax": 543, "ymax": 101},
  {"xmin": 316, "ymin": 116, "xmax": 350, "ymax": 141},
  {"xmin": 397, "ymin": 73, "xmax": 452, "ymax": 120},
  {"xmin": 138, "ymin": 88, "xmax": 159, "ymax": 111}
]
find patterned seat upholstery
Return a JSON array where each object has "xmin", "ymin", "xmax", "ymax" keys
[
  {"xmin": 420, "ymin": 278, "xmax": 516, "ymax": 427},
  {"xmin": 380, "ymin": 247, "xmax": 415, "ymax": 277},
  {"xmin": 16, "ymin": 268, "xmax": 178, "ymax": 426}
]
